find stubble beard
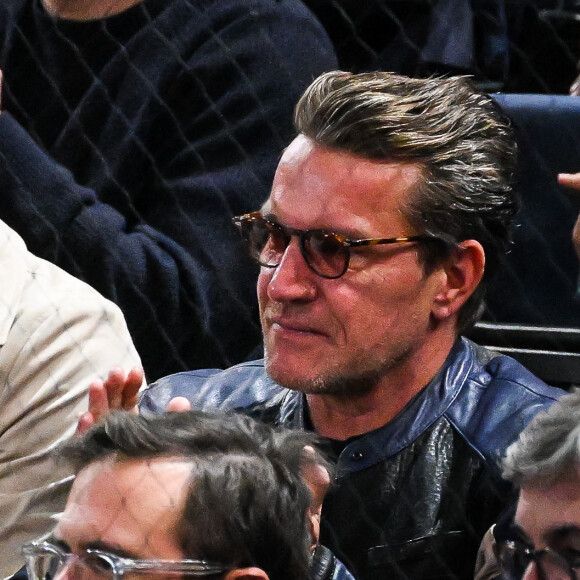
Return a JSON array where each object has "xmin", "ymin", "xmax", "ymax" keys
[
  {"xmin": 264, "ymin": 348, "xmax": 405, "ymax": 400},
  {"xmin": 261, "ymin": 314, "xmax": 420, "ymax": 400}
]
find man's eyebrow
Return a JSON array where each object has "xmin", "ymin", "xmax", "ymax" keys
[
  {"xmin": 544, "ymin": 524, "xmax": 580, "ymax": 545},
  {"xmin": 259, "ymin": 211, "xmax": 357, "ymax": 237},
  {"xmin": 46, "ymin": 535, "xmax": 71, "ymax": 552},
  {"xmin": 508, "ymin": 523, "xmax": 534, "ymax": 545},
  {"xmin": 48, "ymin": 534, "xmax": 140, "ymax": 560}
]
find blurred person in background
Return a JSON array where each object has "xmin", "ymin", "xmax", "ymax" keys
[
  {"xmin": 476, "ymin": 388, "xmax": 580, "ymax": 580},
  {"xmin": 0, "ymin": 218, "xmax": 142, "ymax": 577},
  {"xmin": 0, "ymin": 0, "xmax": 337, "ymax": 381}
]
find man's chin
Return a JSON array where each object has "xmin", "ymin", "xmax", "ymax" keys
[
  {"xmin": 265, "ymin": 355, "xmax": 301, "ymax": 385},
  {"xmin": 263, "ymin": 358, "xmax": 330, "ymax": 394},
  {"xmin": 264, "ymin": 351, "xmax": 325, "ymax": 392},
  {"xmin": 264, "ymin": 352, "xmax": 382, "ymax": 398}
]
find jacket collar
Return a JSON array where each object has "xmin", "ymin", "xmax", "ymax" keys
[{"xmin": 274, "ymin": 339, "xmax": 475, "ymax": 475}]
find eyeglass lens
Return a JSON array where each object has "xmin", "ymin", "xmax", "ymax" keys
[
  {"xmin": 498, "ymin": 540, "xmax": 577, "ymax": 580},
  {"xmin": 303, "ymin": 231, "xmax": 350, "ymax": 278},
  {"xmin": 538, "ymin": 552, "xmax": 577, "ymax": 580},
  {"xmin": 27, "ymin": 550, "xmax": 115, "ymax": 580},
  {"xmin": 243, "ymin": 218, "xmax": 349, "ymax": 279},
  {"xmin": 249, "ymin": 219, "xmax": 289, "ymax": 267}
]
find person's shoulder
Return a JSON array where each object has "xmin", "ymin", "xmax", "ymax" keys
[
  {"xmin": 0, "ymin": 218, "xmax": 127, "ymax": 326},
  {"xmin": 176, "ymin": 0, "xmax": 337, "ymax": 59},
  {"xmin": 187, "ymin": 0, "xmax": 328, "ymax": 20},
  {"xmin": 139, "ymin": 360, "xmax": 285, "ymax": 414},
  {"xmin": 467, "ymin": 339, "xmax": 564, "ymax": 402},
  {"xmin": 455, "ymin": 337, "xmax": 563, "ymax": 402},
  {"xmin": 445, "ymin": 338, "xmax": 565, "ymax": 466},
  {"xmin": 167, "ymin": 0, "xmax": 330, "ymax": 31},
  {"xmin": 19, "ymin": 245, "xmax": 129, "ymax": 330}
]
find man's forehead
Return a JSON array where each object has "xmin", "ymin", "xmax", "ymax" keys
[
  {"xmin": 516, "ymin": 475, "xmax": 580, "ymax": 546},
  {"xmin": 276, "ymin": 133, "xmax": 421, "ymax": 177},
  {"xmin": 278, "ymin": 133, "xmax": 316, "ymax": 165},
  {"xmin": 266, "ymin": 135, "xmax": 423, "ymax": 233},
  {"xmin": 55, "ymin": 456, "xmax": 194, "ymax": 557},
  {"xmin": 74, "ymin": 455, "xmax": 194, "ymax": 490}
]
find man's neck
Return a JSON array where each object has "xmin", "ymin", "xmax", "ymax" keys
[
  {"xmin": 306, "ymin": 336, "xmax": 456, "ymax": 440},
  {"xmin": 41, "ymin": 0, "xmax": 144, "ymax": 20}
]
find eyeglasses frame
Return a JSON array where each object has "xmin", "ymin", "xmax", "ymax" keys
[
  {"xmin": 232, "ymin": 211, "xmax": 436, "ymax": 279},
  {"xmin": 494, "ymin": 536, "xmax": 579, "ymax": 580},
  {"xmin": 23, "ymin": 540, "xmax": 229, "ymax": 580}
]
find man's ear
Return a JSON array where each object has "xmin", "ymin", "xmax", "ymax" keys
[
  {"xmin": 224, "ymin": 568, "xmax": 269, "ymax": 580},
  {"xmin": 431, "ymin": 240, "xmax": 485, "ymax": 321}
]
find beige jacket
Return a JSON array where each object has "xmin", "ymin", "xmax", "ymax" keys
[{"xmin": 0, "ymin": 220, "xmax": 143, "ymax": 577}]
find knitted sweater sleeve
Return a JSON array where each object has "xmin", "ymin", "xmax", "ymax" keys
[{"xmin": 0, "ymin": 0, "xmax": 338, "ymax": 380}]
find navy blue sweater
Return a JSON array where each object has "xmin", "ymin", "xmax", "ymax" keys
[{"xmin": 0, "ymin": 0, "xmax": 337, "ymax": 379}]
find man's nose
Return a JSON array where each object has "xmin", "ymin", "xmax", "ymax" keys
[
  {"xmin": 522, "ymin": 561, "xmax": 543, "ymax": 580},
  {"xmin": 265, "ymin": 238, "xmax": 318, "ymax": 302},
  {"xmin": 54, "ymin": 560, "xmax": 75, "ymax": 580},
  {"xmin": 53, "ymin": 553, "xmax": 88, "ymax": 580}
]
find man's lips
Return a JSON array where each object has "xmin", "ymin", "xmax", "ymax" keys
[{"xmin": 267, "ymin": 316, "xmax": 327, "ymax": 336}]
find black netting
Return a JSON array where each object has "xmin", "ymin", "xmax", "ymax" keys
[{"xmin": 1, "ymin": 1, "xmax": 579, "ymax": 579}]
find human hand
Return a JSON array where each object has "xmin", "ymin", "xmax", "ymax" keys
[
  {"xmin": 166, "ymin": 396, "xmax": 192, "ymax": 412},
  {"xmin": 302, "ymin": 445, "xmax": 331, "ymax": 551},
  {"xmin": 558, "ymin": 172, "xmax": 580, "ymax": 191},
  {"xmin": 76, "ymin": 366, "xmax": 145, "ymax": 435},
  {"xmin": 571, "ymin": 73, "xmax": 580, "ymax": 97},
  {"xmin": 558, "ymin": 172, "xmax": 580, "ymax": 259}
]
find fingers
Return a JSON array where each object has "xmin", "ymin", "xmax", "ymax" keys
[
  {"xmin": 75, "ymin": 411, "xmax": 95, "ymax": 437},
  {"xmin": 88, "ymin": 378, "xmax": 109, "ymax": 421},
  {"xmin": 76, "ymin": 366, "xmax": 145, "ymax": 437},
  {"xmin": 571, "ymin": 74, "xmax": 580, "ymax": 96},
  {"xmin": 166, "ymin": 396, "xmax": 192, "ymax": 413},
  {"xmin": 573, "ymin": 215, "xmax": 580, "ymax": 260},
  {"xmin": 558, "ymin": 172, "xmax": 580, "ymax": 259},
  {"xmin": 103, "ymin": 366, "xmax": 143, "ymax": 412},
  {"xmin": 104, "ymin": 367, "xmax": 127, "ymax": 409},
  {"xmin": 121, "ymin": 367, "xmax": 145, "ymax": 412},
  {"xmin": 558, "ymin": 172, "xmax": 580, "ymax": 191},
  {"xmin": 74, "ymin": 379, "xmax": 108, "ymax": 437}
]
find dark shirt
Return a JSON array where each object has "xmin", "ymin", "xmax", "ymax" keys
[{"xmin": 0, "ymin": 0, "xmax": 337, "ymax": 379}]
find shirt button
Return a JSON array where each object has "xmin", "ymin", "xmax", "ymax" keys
[{"xmin": 351, "ymin": 451, "xmax": 364, "ymax": 461}]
